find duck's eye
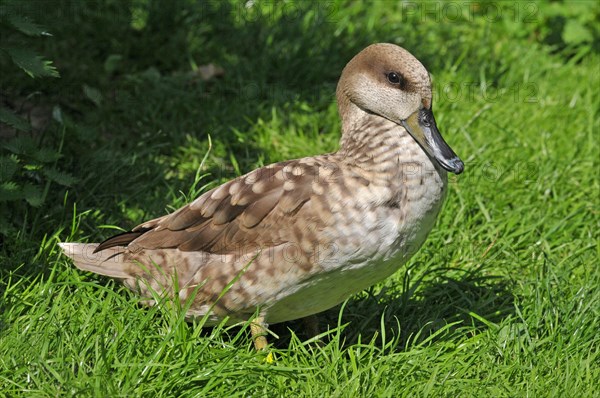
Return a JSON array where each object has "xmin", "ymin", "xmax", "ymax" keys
[{"xmin": 387, "ymin": 72, "xmax": 402, "ymax": 85}]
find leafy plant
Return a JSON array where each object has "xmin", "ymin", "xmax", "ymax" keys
[
  {"xmin": 0, "ymin": 119, "xmax": 77, "ymax": 236},
  {"xmin": 0, "ymin": 5, "xmax": 71, "ymax": 237},
  {"xmin": 0, "ymin": 3, "xmax": 59, "ymax": 78}
]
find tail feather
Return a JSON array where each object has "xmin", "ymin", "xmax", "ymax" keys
[{"xmin": 58, "ymin": 242, "xmax": 130, "ymax": 279}]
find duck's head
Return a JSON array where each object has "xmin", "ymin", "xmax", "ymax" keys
[{"xmin": 337, "ymin": 43, "xmax": 464, "ymax": 175}]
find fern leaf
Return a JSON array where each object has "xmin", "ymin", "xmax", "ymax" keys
[
  {"xmin": 0, "ymin": 181, "xmax": 22, "ymax": 201},
  {"xmin": 42, "ymin": 167, "xmax": 77, "ymax": 187},
  {"xmin": 4, "ymin": 47, "xmax": 59, "ymax": 78},
  {"xmin": 32, "ymin": 147, "xmax": 61, "ymax": 163},
  {"xmin": 2, "ymin": 136, "xmax": 36, "ymax": 155},
  {"xmin": 0, "ymin": 156, "xmax": 19, "ymax": 181},
  {"xmin": 0, "ymin": 106, "xmax": 31, "ymax": 132},
  {"xmin": 4, "ymin": 12, "xmax": 52, "ymax": 36},
  {"xmin": 22, "ymin": 183, "xmax": 43, "ymax": 207}
]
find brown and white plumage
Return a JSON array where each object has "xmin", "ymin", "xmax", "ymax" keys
[{"xmin": 59, "ymin": 43, "xmax": 464, "ymax": 348}]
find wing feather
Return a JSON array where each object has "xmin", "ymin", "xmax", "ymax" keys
[{"xmin": 98, "ymin": 159, "xmax": 334, "ymax": 255}]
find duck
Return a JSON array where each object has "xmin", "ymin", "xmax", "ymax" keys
[{"xmin": 59, "ymin": 43, "xmax": 464, "ymax": 351}]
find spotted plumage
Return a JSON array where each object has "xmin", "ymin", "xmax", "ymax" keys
[{"xmin": 59, "ymin": 43, "xmax": 464, "ymax": 350}]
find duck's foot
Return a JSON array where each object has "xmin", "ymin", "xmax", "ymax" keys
[{"xmin": 250, "ymin": 316, "xmax": 275, "ymax": 363}]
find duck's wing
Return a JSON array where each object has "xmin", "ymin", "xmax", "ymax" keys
[{"xmin": 95, "ymin": 159, "xmax": 335, "ymax": 255}]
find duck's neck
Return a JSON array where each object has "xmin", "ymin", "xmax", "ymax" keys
[{"xmin": 337, "ymin": 102, "xmax": 432, "ymax": 170}]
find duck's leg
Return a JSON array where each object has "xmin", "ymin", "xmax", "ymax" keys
[
  {"xmin": 250, "ymin": 315, "xmax": 275, "ymax": 363},
  {"xmin": 250, "ymin": 315, "xmax": 269, "ymax": 351},
  {"xmin": 302, "ymin": 314, "xmax": 326, "ymax": 346},
  {"xmin": 302, "ymin": 314, "xmax": 321, "ymax": 338}
]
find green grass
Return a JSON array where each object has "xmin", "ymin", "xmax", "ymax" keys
[{"xmin": 1, "ymin": 1, "xmax": 599, "ymax": 396}]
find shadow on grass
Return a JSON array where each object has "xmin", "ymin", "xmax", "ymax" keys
[
  {"xmin": 188, "ymin": 265, "xmax": 515, "ymax": 351},
  {"xmin": 269, "ymin": 266, "xmax": 515, "ymax": 351}
]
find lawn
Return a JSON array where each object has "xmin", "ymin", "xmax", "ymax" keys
[{"xmin": 0, "ymin": 1, "xmax": 598, "ymax": 397}]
